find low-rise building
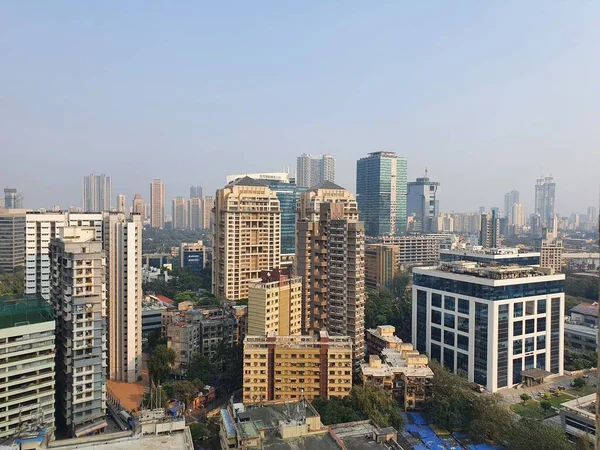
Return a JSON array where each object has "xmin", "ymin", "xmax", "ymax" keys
[
  {"xmin": 362, "ymin": 326, "xmax": 433, "ymax": 410},
  {"xmin": 243, "ymin": 331, "xmax": 352, "ymax": 404},
  {"xmin": 564, "ymin": 322, "xmax": 597, "ymax": 354},
  {"xmin": 568, "ymin": 304, "xmax": 598, "ymax": 327},
  {"xmin": 166, "ymin": 321, "xmax": 201, "ymax": 376},
  {"xmin": 0, "ymin": 294, "xmax": 56, "ymax": 440},
  {"xmin": 141, "ymin": 298, "xmax": 167, "ymax": 335},
  {"xmin": 560, "ymin": 394, "xmax": 595, "ymax": 444}
]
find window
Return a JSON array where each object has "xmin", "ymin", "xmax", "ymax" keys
[
  {"xmin": 430, "ymin": 343, "xmax": 441, "ymax": 363},
  {"xmin": 457, "ymin": 334, "xmax": 469, "ymax": 351},
  {"xmin": 525, "ymin": 337, "xmax": 534, "ymax": 352},
  {"xmin": 432, "ymin": 293, "xmax": 442, "ymax": 308},
  {"xmin": 537, "ymin": 335, "xmax": 546, "ymax": 350},
  {"xmin": 537, "ymin": 317, "xmax": 546, "ymax": 332},
  {"xmin": 444, "ymin": 313, "xmax": 455, "ymax": 329},
  {"xmin": 513, "ymin": 302, "xmax": 523, "ymax": 318},
  {"xmin": 444, "ymin": 296, "xmax": 455, "ymax": 311},
  {"xmin": 458, "ymin": 299, "xmax": 470, "ymax": 315},
  {"xmin": 525, "ymin": 319, "xmax": 535, "ymax": 334},
  {"xmin": 457, "ymin": 316, "xmax": 469, "ymax": 333},
  {"xmin": 526, "ymin": 300, "xmax": 535, "ymax": 315},
  {"xmin": 513, "ymin": 321, "xmax": 523, "ymax": 336},
  {"xmin": 431, "ymin": 327, "xmax": 441, "ymax": 342},
  {"xmin": 513, "ymin": 339, "xmax": 522, "ymax": 354},
  {"xmin": 537, "ymin": 299, "xmax": 546, "ymax": 314},
  {"xmin": 444, "ymin": 330, "xmax": 455, "ymax": 346},
  {"xmin": 431, "ymin": 310, "xmax": 441, "ymax": 325}
]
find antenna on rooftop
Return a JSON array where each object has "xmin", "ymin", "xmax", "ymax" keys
[{"xmin": 424, "ymin": 167, "xmax": 428, "ymax": 178}]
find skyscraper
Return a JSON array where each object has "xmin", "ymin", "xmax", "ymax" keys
[
  {"xmin": 3, "ymin": 188, "xmax": 23, "ymax": 209},
  {"xmin": 172, "ymin": 197, "xmax": 188, "ymax": 229},
  {"xmin": 189, "ymin": 197, "xmax": 203, "ymax": 230},
  {"xmin": 116, "ymin": 194, "xmax": 126, "ymax": 213},
  {"xmin": 150, "ymin": 179, "xmax": 165, "ymax": 229},
  {"xmin": 212, "ymin": 177, "xmax": 281, "ymax": 300},
  {"xmin": 295, "ymin": 182, "xmax": 365, "ymax": 366},
  {"xmin": 535, "ymin": 177, "xmax": 556, "ymax": 227},
  {"xmin": 504, "ymin": 190, "xmax": 520, "ymax": 222},
  {"xmin": 356, "ymin": 151, "xmax": 408, "ymax": 236},
  {"xmin": 103, "ymin": 212, "xmax": 143, "ymax": 382},
  {"xmin": 83, "ymin": 174, "xmax": 111, "ymax": 212},
  {"xmin": 296, "ymin": 153, "xmax": 335, "ymax": 188},
  {"xmin": 202, "ymin": 196, "xmax": 214, "ymax": 230},
  {"xmin": 190, "ymin": 185, "xmax": 204, "ymax": 199},
  {"xmin": 406, "ymin": 174, "xmax": 440, "ymax": 233},
  {"xmin": 480, "ymin": 211, "xmax": 499, "ymax": 248},
  {"xmin": 50, "ymin": 227, "xmax": 107, "ymax": 437},
  {"xmin": 132, "ymin": 193, "xmax": 144, "ymax": 216},
  {"xmin": 0, "ymin": 210, "xmax": 26, "ymax": 272}
]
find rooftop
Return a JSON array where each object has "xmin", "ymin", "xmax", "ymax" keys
[
  {"xmin": 440, "ymin": 247, "xmax": 540, "ymax": 257},
  {"xmin": 427, "ymin": 262, "xmax": 559, "ymax": 281},
  {"xmin": 227, "ymin": 176, "xmax": 270, "ymax": 187},
  {"xmin": 45, "ymin": 430, "xmax": 192, "ymax": 450},
  {"xmin": 561, "ymin": 393, "xmax": 596, "ymax": 420},
  {"xmin": 565, "ymin": 322, "xmax": 598, "ymax": 338},
  {"xmin": 245, "ymin": 402, "xmax": 317, "ymax": 429},
  {"xmin": 331, "ymin": 422, "xmax": 399, "ymax": 450},
  {"xmin": 0, "ymin": 294, "xmax": 54, "ymax": 330},
  {"xmin": 312, "ymin": 180, "xmax": 346, "ymax": 191},
  {"xmin": 569, "ymin": 304, "xmax": 598, "ymax": 318}
]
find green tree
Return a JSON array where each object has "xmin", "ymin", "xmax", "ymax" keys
[
  {"xmin": 172, "ymin": 380, "xmax": 203, "ymax": 410},
  {"xmin": 312, "ymin": 397, "xmax": 360, "ymax": 425},
  {"xmin": 148, "ymin": 345, "xmax": 176, "ymax": 385},
  {"xmin": 189, "ymin": 423, "xmax": 209, "ymax": 445},
  {"xmin": 187, "ymin": 354, "xmax": 218, "ymax": 384},
  {"xmin": 349, "ymin": 384, "xmax": 404, "ymax": 430},
  {"xmin": 519, "ymin": 393, "xmax": 531, "ymax": 405},
  {"xmin": 573, "ymin": 377, "xmax": 587, "ymax": 389},
  {"xmin": 212, "ymin": 344, "xmax": 244, "ymax": 391},
  {"xmin": 539, "ymin": 399, "xmax": 552, "ymax": 412},
  {"xmin": 506, "ymin": 418, "xmax": 571, "ymax": 450},
  {"xmin": 468, "ymin": 395, "xmax": 514, "ymax": 444},
  {"xmin": 0, "ymin": 270, "xmax": 24, "ymax": 296}
]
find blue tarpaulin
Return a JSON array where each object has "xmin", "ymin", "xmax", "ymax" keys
[
  {"xmin": 417, "ymin": 426, "xmax": 436, "ymax": 439},
  {"xmin": 411, "ymin": 412, "xmax": 427, "ymax": 425}
]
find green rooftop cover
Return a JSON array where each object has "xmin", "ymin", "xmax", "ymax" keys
[{"xmin": 0, "ymin": 294, "xmax": 54, "ymax": 330}]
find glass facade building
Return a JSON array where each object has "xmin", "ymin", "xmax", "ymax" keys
[
  {"xmin": 412, "ymin": 264, "xmax": 565, "ymax": 393},
  {"xmin": 356, "ymin": 152, "xmax": 407, "ymax": 236}
]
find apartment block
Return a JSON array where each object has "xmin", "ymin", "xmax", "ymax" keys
[
  {"xmin": 0, "ymin": 209, "xmax": 26, "ymax": 272},
  {"xmin": 50, "ymin": 227, "xmax": 107, "ymax": 437},
  {"xmin": 242, "ymin": 331, "xmax": 352, "ymax": 404},
  {"xmin": 539, "ymin": 230, "xmax": 563, "ymax": 273},
  {"xmin": 103, "ymin": 212, "xmax": 143, "ymax": 383},
  {"xmin": 188, "ymin": 197, "xmax": 203, "ymax": 230},
  {"xmin": 83, "ymin": 174, "xmax": 111, "ymax": 212},
  {"xmin": 202, "ymin": 196, "xmax": 214, "ymax": 230},
  {"xmin": 172, "ymin": 197, "xmax": 188, "ymax": 229},
  {"xmin": 365, "ymin": 244, "xmax": 399, "ymax": 291},
  {"xmin": 368, "ymin": 235, "xmax": 441, "ymax": 269},
  {"xmin": 247, "ymin": 269, "xmax": 302, "ymax": 336},
  {"xmin": 166, "ymin": 322, "xmax": 200, "ymax": 376},
  {"xmin": 212, "ymin": 177, "xmax": 281, "ymax": 300},
  {"xmin": 412, "ymin": 262, "xmax": 565, "ymax": 393},
  {"xmin": 361, "ymin": 326, "xmax": 433, "ymax": 410},
  {"xmin": 0, "ymin": 294, "xmax": 55, "ymax": 439},
  {"xmin": 150, "ymin": 179, "xmax": 165, "ymax": 229},
  {"xmin": 180, "ymin": 241, "xmax": 207, "ymax": 274}
]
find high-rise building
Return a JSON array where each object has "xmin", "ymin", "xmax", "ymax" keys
[
  {"xmin": 116, "ymin": 194, "xmax": 126, "ymax": 213},
  {"xmin": 150, "ymin": 179, "xmax": 165, "ymax": 229},
  {"xmin": 295, "ymin": 183, "xmax": 365, "ymax": 366},
  {"xmin": 364, "ymin": 244, "xmax": 399, "ymax": 292},
  {"xmin": 296, "ymin": 153, "xmax": 335, "ymax": 188},
  {"xmin": 188, "ymin": 197, "xmax": 203, "ymax": 230},
  {"xmin": 479, "ymin": 211, "xmax": 499, "ymax": 248},
  {"xmin": 0, "ymin": 294, "xmax": 56, "ymax": 439},
  {"xmin": 212, "ymin": 177, "xmax": 281, "ymax": 300},
  {"xmin": 504, "ymin": 190, "xmax": 520, "ymax": 222},
  {"xmin": 587, "ymin": 206, "xmax": 598, "ymax": 224},
  {"xmin": 25, "ymin": 212, "xmax": 68, "ymax": 299},
  {"xmin": 3, "ymin": 188, "xmax": 23, "ymax": 209},
  {"xmin": 406, "ymin": 175, "xmax": 439, "ymax": 234},
  {"xmin": 144, "ymin": 203, "xmax": 151, "ymax": 220},
  {"xmin": 539, "ymin": 227, "xmax": 563, "ymax": 273},
  {"xmin": 132, "ymin": 193, "xmax": 144, "ymax": 216},
  {"xmin": 83, "ymin": 174, "xmax": 111, "ymax": 212},
  {"xmin": 535, "ymin": 177, "xmax": 556, "ymax": 227},
  {"xmin": 413, "ymin": 262, "xmax": 565, "ymax": 393},
  {"xmin": 103, "ymin": 212, "xmax": 143, "ymax": 382},
  {"xmin": 190, "ymin": 185, "xmax": 204, "ymax": 199},
  {"xmin": 356, "ymin": 152, "xmax": 408, "ymax": 236},
  {"xmin": 258, "ymin": 180, "xmax": 307, "ymax": 262},
  {"xmin": 243, "ymin": 331, "xmax": 352, "ymax": 404},
  {"xmin": 0, "ymin": 210, "xmax": 26, "ymax": 272},
  {"xmin": 50, "ymin": 227, "xmax": 107, "ymax": 437},
  {"xmin": 247, "ymin": 269, "xmax": 302, "ymax": 336},
  {"xmin": 180, "ymin": 241, "xmax": 207, "ymax": 274},
  {"xmin": 202, "ymin": 196, "xmax": 214, "ymax": 230},
  {"xmin": 369, "ymin": 235, "xmax": 442, "ymax": 269},
  {"xmin": 172, "ymin": 197, "xmax": 188, "ymax": 229}
]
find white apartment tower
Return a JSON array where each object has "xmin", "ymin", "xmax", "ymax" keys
[
  {"xmin": 212, "ymin": 177, "xmax": 281, "ymax": 300},
  {"xmin": 150, "ymin": 179, "xmax": 165, "ymax": 229},
  {"xmin": 296, "ymin": 153, "xmax": 335, "ymax": 188},
  {"xmin": 413, "ymin": 262, "xmax": 565, "ymax": 393},
  {"xmin": 50, "ymin": 227, "xmax": 107, "ymax": 437},
  {"xmin": 83, "ymin": 174, "xmax": 111, "ymax": 212},
  {"xmin": 172, "ymin": 197, "xmax": 189, "ymax": 229},
  {"xmin": 116, "ymin": 194, "xmax": 126, "ymax": 213},
  {"xmin": 103, "ymin": 212, "xmax": 143, "ymax": 382}
]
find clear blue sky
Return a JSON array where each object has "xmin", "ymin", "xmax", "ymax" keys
[{"xmin": 1, "ymin": 1, "xmax": 598, "ymax": 215}]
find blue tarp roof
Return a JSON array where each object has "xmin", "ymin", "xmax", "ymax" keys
[
  {"xmin": 418, "ymin": 426, "xmax": 436, "ymax": 439},
  {"xmin": 410, "ymin": 412, "xmax": 427, "ymax": 425},
  {"xmin": 413, "ymin": 446, "xmax": 428, "ymax": 450}
]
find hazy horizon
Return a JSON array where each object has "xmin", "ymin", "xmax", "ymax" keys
[{"xmin": 2, "ymin": 2, "xmax": 598, "ymax": 216}]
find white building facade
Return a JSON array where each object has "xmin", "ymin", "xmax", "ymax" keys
[{"xmin": 412, "ymin": 262, "xmax": 565, "ymax": 393}]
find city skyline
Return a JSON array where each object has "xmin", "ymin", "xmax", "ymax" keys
[{"xmin": 2, "ymin": 2, "xmax": 598, "ymax": 214}]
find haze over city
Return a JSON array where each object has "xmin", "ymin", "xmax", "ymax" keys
[{"xmin": 2, "ymin": 1, "xmax": 598, "ymax": 213}]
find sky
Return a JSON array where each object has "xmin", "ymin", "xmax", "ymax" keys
[{"xmin": 1, "ymin": 1, "xmax": 599, "ymax": 216}]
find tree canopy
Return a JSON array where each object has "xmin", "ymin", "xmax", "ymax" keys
[
  {"xmin": 148, "ymin": 345, "xmax": 176, "ymax": 385},
  {"xmin": 0, "ymin": 270, "xmax": 24, "ymax": 296},
  {"xmin": 365, "ymin": 272, "xmax": 412, "ymax": 341},
  {"xmin": 187, "ymin": 354, "xmax": 218, "ymax": 385}
]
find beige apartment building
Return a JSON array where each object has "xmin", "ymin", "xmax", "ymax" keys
[
  {"xmin": 172, "ymin": 197, "xmax": 188, "ymax": 229},
  {"xmin": 247, "ymin": 269, "xmax": 302, "ymax": 336},
  {"xmin": 365, "ymin": 243, "xmax": 399, "ymax": 291},
  {"xmin": 368, "ymin": 234, "xmax": 441, "ymax": 269},
  {"xmin": 132, "ymin": 193, "xmax": 145, "ymax": 217},
  {"xmin": 188, "ymin": 197, "xmax": 203, "ymax": 230},
  {"xmin": 202, "ymin": 196, "xmax": 214, "ymax": 230},
  {"xmin": 539, "ymin": 228, "xmax": 563, "ymax": 273},
  {"xmin": 212, "ymin": 177, "xmax": 281, "ymax": 300},
  {"xmin": 294, "ymin": 182, "xmax": 365, "ymax": 366},
  {"xmin": 243, "ymin": 331, "xmax": 352, "ymax": 404},
  {"xmin": 150, "ymin": 179, "xmax": 165, "ymax": 229}
]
